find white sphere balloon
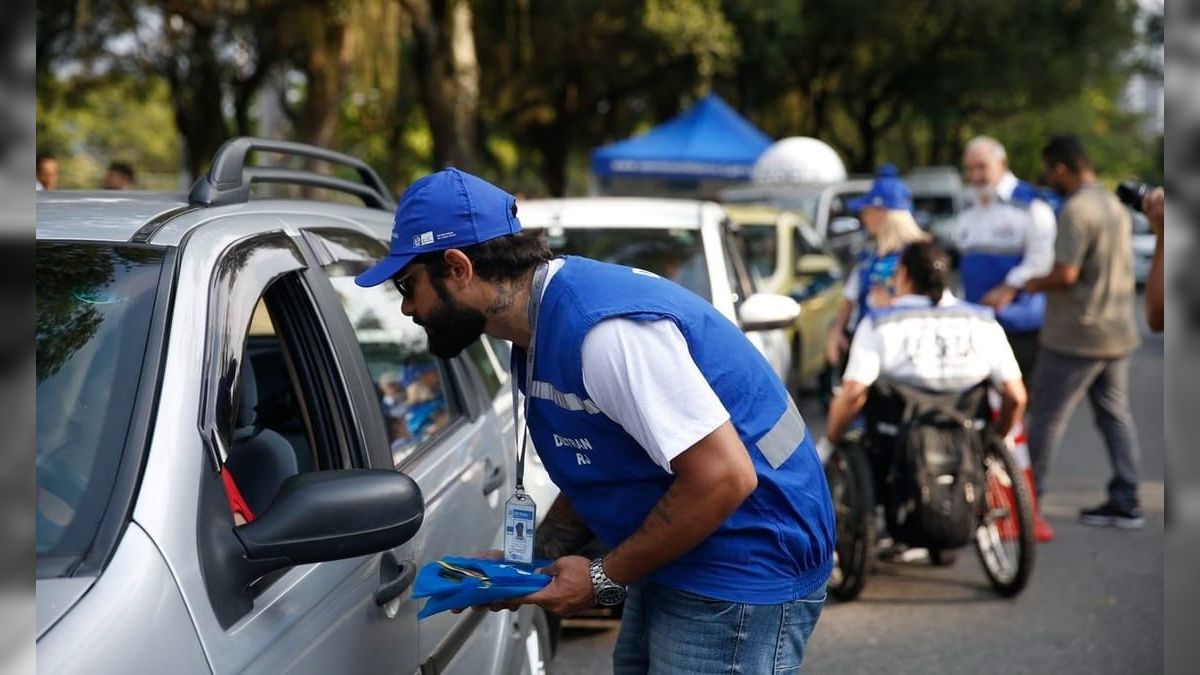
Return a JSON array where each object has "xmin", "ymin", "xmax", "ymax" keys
[{"xmin": 751, "ymin": 137, "xmax": 848, "ymax": 185}]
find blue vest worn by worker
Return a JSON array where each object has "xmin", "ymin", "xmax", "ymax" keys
[
  {"xmin": 853, "ymin": 248, "xmax": 901, "ymax": 330},
  {"xmin": 958, "ymin": 180, "xmax": 1047, "ymax": 333},
  {"xmin": 513, "ymin": 256, "xmax": 834, "ymax": 604}
]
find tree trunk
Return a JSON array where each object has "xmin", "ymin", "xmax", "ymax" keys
[
  {"xmin": 405, "ymin": 0, "xmax": 480, "ymax": 173},
  {"xmin": 167, "ymin": 20, "xmax": 229, "ymax": 182},
  {"xmin": 298, "ymin": 17, "xmax": 356, "ymax": 153}
]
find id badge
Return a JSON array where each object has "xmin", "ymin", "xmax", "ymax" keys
[{"xmin": 503, "ymin": 491, "xmax": 537, "ymax": 564}]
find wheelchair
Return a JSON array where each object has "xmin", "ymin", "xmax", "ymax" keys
[{"xmin": 824, "ymin": 378, "xmax": 1035, "ymax": 601}]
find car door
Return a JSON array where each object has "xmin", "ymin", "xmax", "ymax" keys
[
  {"xmin": 178, "ymin": 228, "xmax": 420, "ymax": 674},
  {"xmin": 298, "ymin": 225, "xmax": 516, "ymax": 675},
  {"xmin": 721, "ymin": 220, "xmax": 791, "ymax": 382}
]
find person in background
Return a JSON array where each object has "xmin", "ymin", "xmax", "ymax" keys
[
  {"xmin": 826, "ymin": 164, "xmax": 929, "ymax": 369},
  {"xmin": 957, "ymin": 135, "xmax": 1058, "ymax": 542},
  {"xmin": 823, "ymin": 241, "xmax": 1026, "ymax": 446},
  {"xmin": 957, "ymin": 135, "xmax": 1056, "ymax": 386},
  {"xmin": 36, "ymin": 153, "xmax": 58, "ymax": 191},
  {"xmin": 1142, "ymin": 187, "xmax": 1165, "ymax": 333},
  {"xmin": 1025, "ymin": 134, "xmax": 1143, "ymax": 530},
  {"xmin": 103, "ymin": 162, "xmax": 136, "ymax": 190}
]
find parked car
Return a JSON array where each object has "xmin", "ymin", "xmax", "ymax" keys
[
  {"xmin": 514, "ymin": 197, "xmax": 801, "ymax": 386},
  {"xmin": 904, "ymin": 166, "xmax": 965, "ymax": 256},
  {"xmin": 720, "ymin": 178, "xmax": 873, "ymax": 274},
  {"xmin": 35, "ymin": 138, "xmax": 552, "ymax": 675},
  {"xmin": 722, "ymin": 204, "xmax": 845, "ymax": 393}
]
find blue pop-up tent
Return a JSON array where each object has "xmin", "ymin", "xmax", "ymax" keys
[{"xmin": 590, "ymin": 94, "xmax": 772, "ymax": 181}]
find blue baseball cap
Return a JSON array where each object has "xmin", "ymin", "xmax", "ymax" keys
[
  {"xmin": 355, "ymin": 168, "xmax": 522, "ymax": 287},
  {"xmin": 848, "ymin": 163, "xmax": 912, "ymax": 213}
]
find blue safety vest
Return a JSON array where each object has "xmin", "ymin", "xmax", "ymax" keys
[
  {"xmin": 853, "ymin": 248, "xmax": 901, "ymax": 329},
  {"xmin": 513, "ymin": 257, "xmax": 834, "ymax": 604},
  {"xmin": 958, "ymin": 180, "xmax": 1048, "ymax": 333}
]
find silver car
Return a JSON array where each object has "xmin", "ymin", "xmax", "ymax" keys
[{"xmin": 35, "ymin": 138, "xmax": 553, "ymax": 674}]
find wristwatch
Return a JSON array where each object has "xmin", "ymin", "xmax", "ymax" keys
[{"xmin": 588, "ymin": 557, "xmax": 627, "ymax": 606}]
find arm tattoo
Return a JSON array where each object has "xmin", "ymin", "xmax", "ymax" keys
[
  {"xmin": 649, "ymin": 488, "xmax": 674, "ymax": 526},
  {"xmin": 535, "ymin": 494, "xmax": 599, "ymax": 559}
]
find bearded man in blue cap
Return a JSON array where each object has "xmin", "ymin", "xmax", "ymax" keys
[{"xmin": 356, "ymin": 168, "xmax": 834, "ymax": 674}]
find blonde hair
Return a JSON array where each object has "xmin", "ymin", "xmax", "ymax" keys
[{"xmin": 872, "ymin": 209, "xmax": 929, "ymax": 255}]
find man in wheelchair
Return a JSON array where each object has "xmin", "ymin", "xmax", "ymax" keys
[{"xmin": 819, "ymin": 242, "xmax": 1035, "ymax": 598}]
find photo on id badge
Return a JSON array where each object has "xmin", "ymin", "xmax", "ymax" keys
[{"xmin": 504, "ymin": 493, "xmax": 536, "ymax": 564}]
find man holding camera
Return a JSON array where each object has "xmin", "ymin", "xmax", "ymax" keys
[{"xmin": 1024, "ymin": 134, "xmax": 1143, "ymax": 529}]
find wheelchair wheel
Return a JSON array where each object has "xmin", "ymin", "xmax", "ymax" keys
[
  {"xmin": 825, "ymin": 441, "xmax": 875, "ymax": 601},
  {"xmin": 974, "ymin": 441, "xmax": 1035, "ymax": 597}
]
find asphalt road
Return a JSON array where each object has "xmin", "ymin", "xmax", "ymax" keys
[{"xmin": 552, "ymin": 298, "xmax": 1164, "ymax": 675}]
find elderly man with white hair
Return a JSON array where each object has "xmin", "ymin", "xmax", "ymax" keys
[
  {"xmin": 957, "ymin": 135, "xmax": 1057, "ymax": 542},
  {"xmin": 958, "ymin": 137, "xmax": 1057, "ymax": 376}
]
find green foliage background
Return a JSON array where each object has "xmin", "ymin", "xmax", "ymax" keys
[{"xmin": 35, "ymin": 0, "xmax": 1162, "ymax": 194}]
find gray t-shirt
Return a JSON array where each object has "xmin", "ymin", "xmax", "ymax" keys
[{"xmin": 1040, "ymin": 184, "xmax": 1140, "ymax": 358}]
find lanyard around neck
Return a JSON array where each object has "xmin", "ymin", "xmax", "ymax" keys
[{"xmin": 510, "ymin": 262, "xmax": 549, "ymax": 492}]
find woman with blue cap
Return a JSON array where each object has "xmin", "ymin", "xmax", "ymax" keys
[{"xmin": 825, "ymin": 164, "xmax": 930, "ymax": 369}]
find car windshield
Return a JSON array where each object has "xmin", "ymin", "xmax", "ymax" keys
[
  {"xmin": 739, "ymin": 224, "xmax": 777, "ymax": 279},
  {"xmin": 36, "ymin": 243, "xmax": 166, "ymax": 576},
  {"xmin": 913, "ymin": 195, "xmax": 957, "ymax": 219},
  {"xmin": 542, "ymin": 227, "xmax": 711, "ymax": 302}
]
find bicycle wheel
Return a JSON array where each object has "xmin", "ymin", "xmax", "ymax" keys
[
  {"xmin": 825, "ymin": 441, "xmax": 875, "ymax": 601},
  {"xmin": 974, "ymin": 441, "xmax": 1035, "ymax": 596}
]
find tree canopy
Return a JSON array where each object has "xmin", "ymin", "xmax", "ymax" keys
[{"xmin": 36, "ymin": 0, "xmax": 1162, "ymax": 195}]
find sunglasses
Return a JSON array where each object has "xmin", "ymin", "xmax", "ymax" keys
[{"xmin": 391, "ymin": 264, "xmax": 425, "ymax": 299}]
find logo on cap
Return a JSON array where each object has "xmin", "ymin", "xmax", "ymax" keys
[{"xmin": 413, "ymin": 231, "xmax": 435, "ymax": 247}]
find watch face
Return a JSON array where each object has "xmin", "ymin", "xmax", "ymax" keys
[{"xmin": 596, "ymin": 586, "xmax": 626, "ymax": 607}]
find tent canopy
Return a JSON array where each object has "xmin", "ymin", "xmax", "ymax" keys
[{"xmin": 591, "ymin": 94, "xmax": 772, "ymax": 180}]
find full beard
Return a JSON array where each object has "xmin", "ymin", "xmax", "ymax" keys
[{"xmin": 422, "ymin": 297, "xmax": 487, "ymax": 359}]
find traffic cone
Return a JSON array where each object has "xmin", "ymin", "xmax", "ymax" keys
[
  {"xmin": 986, "ymin": 392, "xmax": 1047, "ymax": 541},
  {"xmin": 1009, "ymin": 421, "xmax": 1055, "ymax": 542}
]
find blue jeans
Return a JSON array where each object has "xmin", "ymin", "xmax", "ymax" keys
[{"xmin": 612, "ymin": 581, "xmax": 826, "ymax": 674}]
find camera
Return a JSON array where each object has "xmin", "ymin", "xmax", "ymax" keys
[{"xmin": 1115, "ymin": 180, "xmax": 1151, "ymax": 212}]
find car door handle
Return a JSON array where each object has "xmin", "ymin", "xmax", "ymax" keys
[
  {"xmin": 375, "ymin": 552, "xmax": 417, "ymax": 606},
  {"xmin": 481, "ymin": 462, "xmax": 506, "ymax": 495}
]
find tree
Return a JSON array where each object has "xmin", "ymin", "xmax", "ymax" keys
[
  {"xmin": 722, "ymin": 0, "xmax": 1140, "ymax": 172},
  {"xmin": 474, "ymin": 0, "xmax": 740, "ymax": 195},
  {"xmin": 401, "ymin": 0, "xmax": 480, "ymax": 173}
]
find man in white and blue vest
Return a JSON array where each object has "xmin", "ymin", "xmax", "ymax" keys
[
  {"xmin": 356, "ymin": 168, "xmax": 835, "ymax": 673},
  {"xmin": 957, "ymin": 136, "xmax": 1057, "ymax": 385}
]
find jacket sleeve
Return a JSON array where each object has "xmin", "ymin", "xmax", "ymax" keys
[{"xmin": 1004, "ymin": 200, "xmax": 1057, "ymax": 288}]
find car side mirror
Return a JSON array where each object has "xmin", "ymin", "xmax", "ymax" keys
[
  {"xmin": 738, "ymin": 293, "xmax": 801, "ymax": 332},
  {"xmin": 235, "ymin": 469, "xmax": 424, "ymax": 572},
  {"xmin": 828, "ymin": 216, "xmax": 861, "ymax": 237}
]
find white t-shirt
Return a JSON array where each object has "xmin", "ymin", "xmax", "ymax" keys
[
  {"xmin": 842, "ymin": 293, "xmax": 1022, "ymax": 392},
  {"xmin": 540, "ymin": 259, "xmax": 731, "ymax": 473}
]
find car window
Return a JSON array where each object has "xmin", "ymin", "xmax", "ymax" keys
[
  {"xmin": 36, "ymin": 243, "xmax": 166, "ymax": 576},
  {"xmin": 913, "ymin": 195, "xmax": 957, "ymax": 219},
  {"xmin": 222, "ymin": 273, "xmax": 360, "ymax": 535},
  {"xmin": 539, "ymin": 226, "xmax": 712, "ymax": 302},
  {"xmin": 464, "ymin": 339, "xmax": 504, "ymax": 399},
  {"xmin": 794, "ymin": 221, "xmax": 825, "ymax": 258},
  {"xmin": 740, "ymin": 223, "xmax": 777, "ymax": 279},
  {"xmin": 323, "ymin": 271, "xmax": 463, "ymax": 469},
  {"xmin": 722, "ymin": 225, "xmax": 757, "ymax": 303}
]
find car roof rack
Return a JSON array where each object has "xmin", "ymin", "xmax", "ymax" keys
[{"xmin": 188, "ymin": 136, "xmax": 396, "ymax": 210}]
